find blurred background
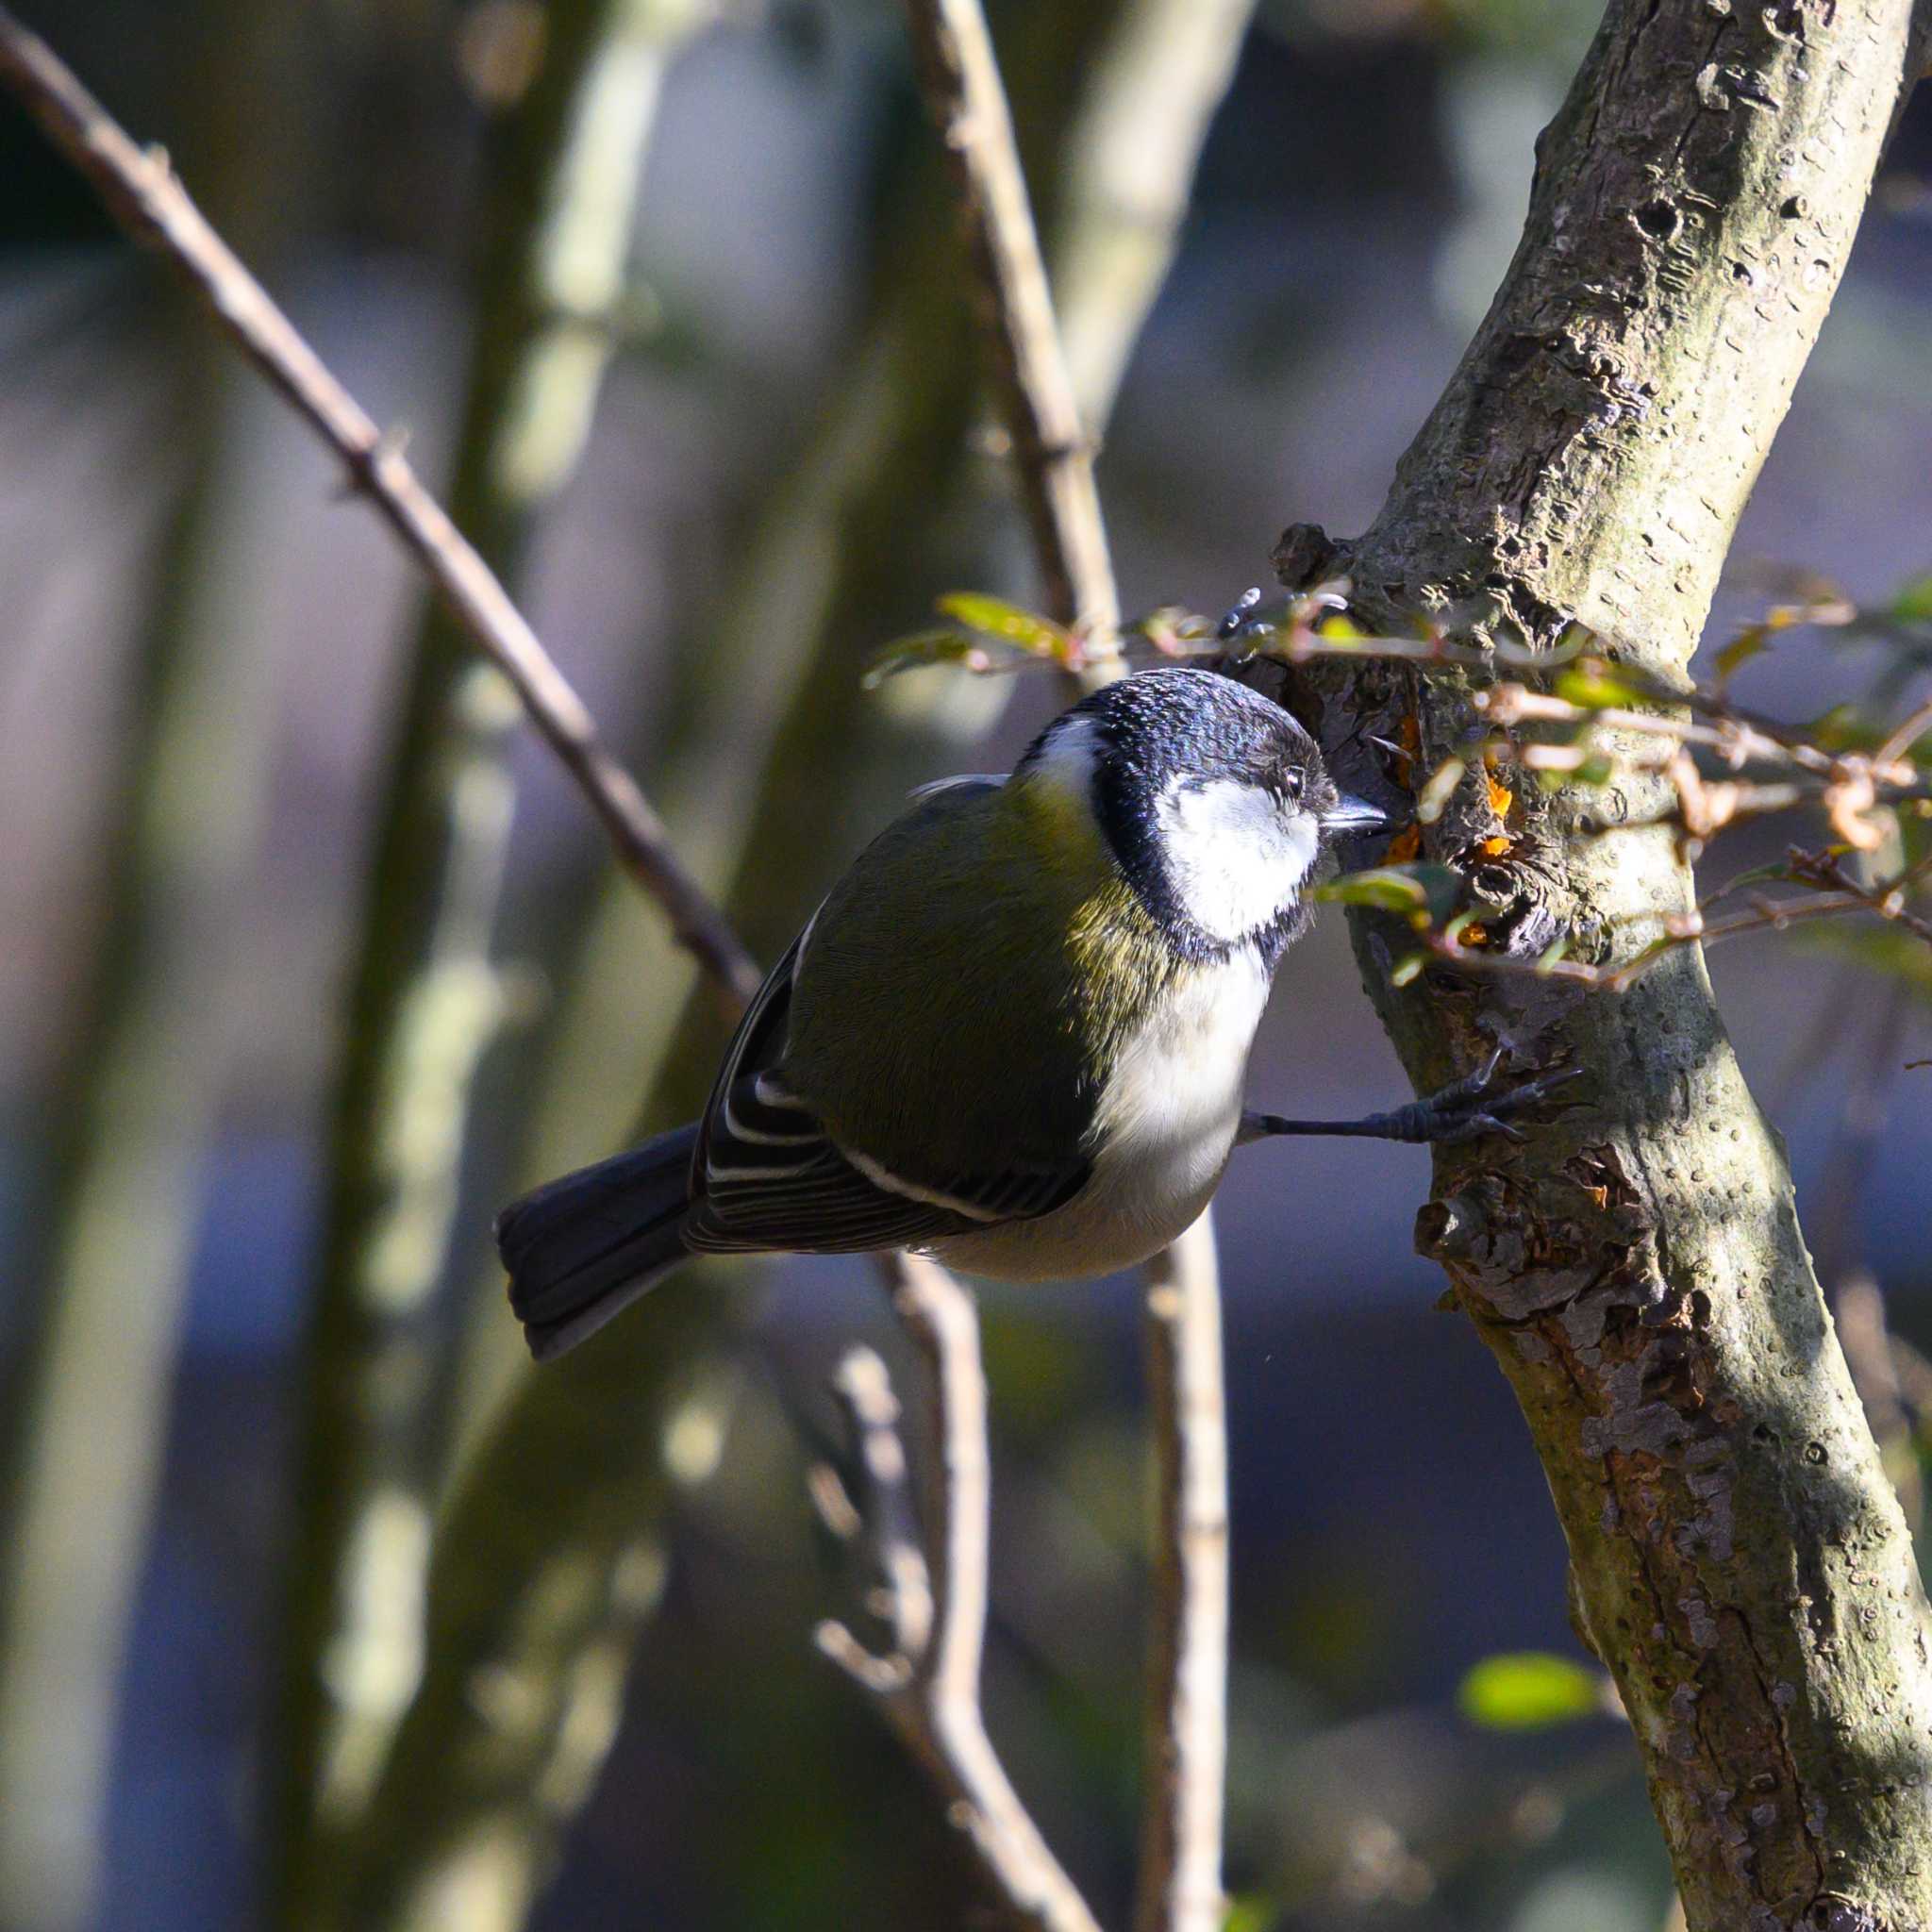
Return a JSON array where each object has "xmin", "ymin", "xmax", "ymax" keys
[{"xmin": 2, "ymin": 2, "xmax": 1930, "ymax": 1928}]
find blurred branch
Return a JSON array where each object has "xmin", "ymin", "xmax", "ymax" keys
[
  {"xmin": 819, "ymin": 1257, "xmax": 1102, "ymax": 1932},
  {"xmin": 0, "ymin": 9, "xmax": 291, "ymax": 1924},
  {"xmin": 1812, "ymin": 980, "xmax": 1913, "ymax": 1289},
  {"xmin": 1050, "ymin": 0, "xmax": 1252, "ymax": 428},
  {"xmin": 335, "ymin": 6, "xmax": 1147, "ymax": 1909},
  {"xmin": 1813, "ymin": 981, "xmax": 1922, "ymax": 1531},
  {"xmin": 336, "ymin": 1285, "xmax": 741, "ymax": 1932},
  {"xmin": 357, "ymin": 0, "xmax": 1241, "ymax": 1918},
  {"xmin": 0, "ymin": 384, "xmax": 275, "ymax": 1932},
  {"xmin": 270, "ymin": 3, "xmax": 714, "ymax": 1922},
  {"xmin": 900, "ymin": 0, "xmax": 1119, "ymax": 642},
  {"xmin": 0, "ymin": 2, "xmax": 760, "ymax": 1008},
  {"xmin": 902, "ymin": 2, "xmax": 1249, "ymax": 1924},
  {"xmin": 1836, "ymin": 1274, "xmax": 1924, "ymax": 1536},
  {"xmin": 438, "ymin": 312, "xmax": 979, "ymax": 1464},
  {"xmin": 360, "ymin": 250, "xmax": 991, "ymax": 1932}
]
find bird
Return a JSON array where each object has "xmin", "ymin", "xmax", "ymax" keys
[{"xmin": 497, "ymin": 665, "xmax": 1563, "ymax": 1360}]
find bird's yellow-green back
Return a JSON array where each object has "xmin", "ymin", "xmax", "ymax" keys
[{"xmin": 781, "ymin": 768, "xmax": 1184, "ymax": 1188}]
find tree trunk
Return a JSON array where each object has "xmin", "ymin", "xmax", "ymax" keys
[
  {"xmin": 272, "ymin": 9, "xmax": 710, "ymax": 1919},
  {"xmin": 1274, "ymin": 5, "xmax": 1932, "ymax": 1927}
]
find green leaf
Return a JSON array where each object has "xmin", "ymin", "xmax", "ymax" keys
[
  {"xmin": 1714, "ymin": 622, "xmax": 1773, "ymax": 685},
  {"xmin": 1553, "ymin": 659, "xmax": 1645, "ymax": 709},
  {"xmin": 1458, "ymin": 1652, "xmax": 1604, "ymax": 1730},
  {"xmin": 1890, "ymin": 574, "xmax": 1932, "ymax": 624},
  {"xmin": 935, "ymin": 591, "xmax": 1073, "ymax": 661},
  {"xmin": 1714, "ymin": 591, "xmax": 1854, "ymax": 682},
  {"xmin": 1124, "ymin": 606, "xmax": 1218, "ymax": 656},
  {"xmin": 1802, "ymin": 703, "xmax": 1873, "ymax": 753},
  {"xmin": 1222, "ymin": 1896, "xmax": 1276, "ymax": 1932},
  {"xmin": 1391, "ymin": 952, "xmax": 1426, "ymax": 987},
  {"xmin": 1536, "ymin": 932, "xmax": 1574, "ymax": 971},
  {"xmin": 1313, "ymin": 611, "xmax": 1367, "ymax": 642},
  {"xmin": 861, "ymin": 628, "xmax": 984, "ymax": 689},
  {"xmin": 1315, "ymin": 862, "xmax": 1463, "ymax": 924},
  {"xmin": 1316, "ymin": 869, "xmax": 1428, "ymax": 912}
]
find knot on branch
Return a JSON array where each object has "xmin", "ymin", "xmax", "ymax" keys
[
  {"xmin": 1414, "ymin": 1153, "xmax": 1652, "ymax": 1327},
  {"xmin": 1803, "ymin": 1894, "xmax": 1895, "ymax": 1932},
  {"xmin": 1271, "ymin": 521, "xmax": 1347, "ymax": 591}
]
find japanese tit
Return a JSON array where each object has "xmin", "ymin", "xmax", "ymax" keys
[{"xmin": 498, "ymin": 666, "xmax": 1386, "ymax": 1360}]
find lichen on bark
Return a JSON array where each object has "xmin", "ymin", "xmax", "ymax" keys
[{"xmin": 1268, "ymin": 3, "xmax": 1932, "ymax": 1926}]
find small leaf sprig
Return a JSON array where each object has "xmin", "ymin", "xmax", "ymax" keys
[{"xmin": 867, "ymin": 570, "xmax": 1932, "ymax": 1004}]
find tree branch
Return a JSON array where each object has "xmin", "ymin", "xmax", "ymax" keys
[
  {"xmin": 899, "ymin": 0, "xmax": 1119, "ymax": 641},
  {"xmin": 818, "ymin": 1255, "xmax": 1103, "ymax": 1932},
  {"xmin": 1049, "ymin": 0, "xmax": 1255, "ymax": 429},
  {"xmin": 356, "ymin": 4, "xmax": 1205, "ymax": 1914},
  {"xmin": 0, "ymin": 2, "xmax": 760, "ymax": 1010},
  {"xmin": 1132, "ymin": 1217, "xmax": 1229, "ymax": 1932},
  {"xmin": 0, "ymin": 9, "xmax": 1236, "ymax": 1932},
  {"xmin": 900, "ymin": 5, "xmax": 1240, "ymax": 1924},
  {"xmin": 1268, "ymin": 4, "xmax": 1932, "ymax": 1926}
]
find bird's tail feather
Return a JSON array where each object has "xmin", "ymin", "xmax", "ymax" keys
[{"xmin": 495, "ymin": 1125, "xmax": 699, "ymax": 1360}]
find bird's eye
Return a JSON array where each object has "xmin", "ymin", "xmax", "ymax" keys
[{"xmin": 1280, "ymin": 769, "xmax": 1305, "ymax": 804}]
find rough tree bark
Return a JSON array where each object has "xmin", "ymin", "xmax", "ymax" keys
[{"xmin": 1268, "ymin": 5, "xmax": 1932, "ymax": 1928}]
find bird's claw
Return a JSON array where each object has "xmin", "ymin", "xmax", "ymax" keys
[{"xmin": 1416, "ymin": 1051, "xmax": 1584, "ymax": 1144}]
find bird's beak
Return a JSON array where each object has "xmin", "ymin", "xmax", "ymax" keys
[{"xmin": 1323, "ymin": 791, "xmax": 1390, "ymax": 833}]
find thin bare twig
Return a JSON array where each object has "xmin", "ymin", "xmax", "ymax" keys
[
  {"xmin": 819, "ymin": 1255, "xmax": 1103, "ymax": 1932},
  {"xmin": 900, "ymin": 5, "xmax": 1230, "ymax": 1924},
  {"xmin": 1788, "ymin": 848, "xmax": 1932, "ymax": 948},
  {"xmin": 1, "ymin": 23, "xmax": 1100, "ymax": 1925},
  {"xmin": 1420, "ymin": 885, "xmax": 1874, "ymax": 992},
  {"xmin": 1873, "ymin": 691, "xmax": 1932, "ymax": 774},
  {"xmin": 898, "ymin": 0, "xmax": 1119, "ymax": 644},
  {"xmin": 0, "ymin": 5, "xmax": 760, "ymax": 1009},
  {"xmin": 1133, "ymin": 1216, "xmax": 1229, "ymax": 1932},
  {"xmin": 1382, "ymin": 800, "xmax": 1932, "ymax": 996},
  {"xmin": 820, "ymin": 1345, "xmax": 935, "ymax": 1664}
]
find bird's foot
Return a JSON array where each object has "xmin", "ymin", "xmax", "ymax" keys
[
  {"xmin": 1246, "ymin": 1047, "xmax": 1583, "ymax": 1145},
  {"xmin": 1398, "ymin": 1047, "xmax": 1584, "ymax": 1144}
]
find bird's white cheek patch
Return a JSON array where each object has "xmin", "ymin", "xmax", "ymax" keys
[{"xmin": 1155, "ymin": 778, "xmax": 1318, "ymax": 941}]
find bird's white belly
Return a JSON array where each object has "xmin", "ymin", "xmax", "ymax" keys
[{"xmin": 927, "ymin": 949, "xmax": 1270, "ymax": 1281}]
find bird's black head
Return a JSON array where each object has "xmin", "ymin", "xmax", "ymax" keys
[{"xmin": 1019, "ymin": 667, "xmax": 1385, "ymax": 963}]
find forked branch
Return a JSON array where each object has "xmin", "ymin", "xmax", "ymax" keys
[{"xmin": 817, "ymin": 1255, "xmax": 1103, "ymax": 1932}]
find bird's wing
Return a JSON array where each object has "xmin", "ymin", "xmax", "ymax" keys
[
  {"xmin": 907, "ymin": 772, "xmax": 1005, "ymax": 801},
  {"xmin": 686, "ymin": 923, "xmax": 1090, "ymax": 1257}
]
